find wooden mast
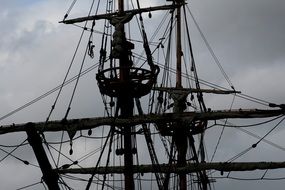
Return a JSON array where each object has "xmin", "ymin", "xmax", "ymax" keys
[
  {"xmin": 176, "ymin": 0, "xmax": 182, "ymax": 88},
  {"xmin": 117, "ymin": 0, "xmax": 135, "ymax": 189},
  {"xmin": 174, "ymin": 0, "xmax": 190, "ymax": 189}
]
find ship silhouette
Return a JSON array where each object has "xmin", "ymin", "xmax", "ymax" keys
[{"xmin": 1, "ymin": 1, "xmax": 285, "ymax": 190}]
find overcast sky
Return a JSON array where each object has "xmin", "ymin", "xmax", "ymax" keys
[{"xmin": 1, "ymin": 0, "xmax": 285, "ymax": 189}]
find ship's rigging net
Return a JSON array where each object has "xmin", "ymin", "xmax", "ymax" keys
[{"xmin": 0, "ymin": 0, "xmax": 285, "ymax": 190}]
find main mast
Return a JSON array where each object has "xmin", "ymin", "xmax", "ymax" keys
[
  {"xmin": 174, "ymin": 0, "xmax": 187, "ymax": 189},
  {"xmin": 96, "ymin": 0, "xmax": 159, "ymax": 188},
  {"xmin": 116, "ymin": 0, "xmax": 134, "ymax": 189},
  {"xmin": 113, "ymin": 0, "xmax": 135, "ymax": 190}
]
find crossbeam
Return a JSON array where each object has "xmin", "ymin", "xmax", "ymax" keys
[
  {"xmin": 56, "ymin": 161, "xmax": 285, "ymax": 174},
  {"xmin": 153, "ymin": 87, "xmax": 241, "ymax": 94},
  {"xmin": 61, "ymin": 4, "xmax": 180, "ymax": 24},
  {"xmin": 0, "ymin": 109, "xmax": 284, "ymax": 135}
]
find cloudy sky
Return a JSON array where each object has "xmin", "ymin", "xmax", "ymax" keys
[{"xmin": 1, "ymin": 0, "xmax": 285, "ymax": 189}]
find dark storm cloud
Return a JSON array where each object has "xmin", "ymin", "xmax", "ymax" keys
[{"xmin": 191, "ymin": 0, "xmax": 285, "ymax": 69}]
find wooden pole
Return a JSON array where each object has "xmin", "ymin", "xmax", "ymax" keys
[
  {"xmin": 26, "ymin": 124, "xmax": 60, "ymax": 190},
  {"xmin": 61, "ymin": 4, "xmax": 180, "ymax": 24},
  {"xmin": 57, "ymin": 161, "xmax": 285, "ymax": 174},
  {"xmin": 117, "ymin": 0, "xmax": 135, "ymax": 189},
  {"xmin": 1, "ymin": 109, "xmax": 284, "ymax": 135}
]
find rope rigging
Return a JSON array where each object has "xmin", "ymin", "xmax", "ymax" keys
[
  {"xmin": 0, "ymin": 25, "xmax": 274, "ymax": 125},
  {"xmin": 206, "ymin": 115, "xmax": 285, "ymax": 179},
  {"xmin": 210, "ymin": 95, "xmax": 236, "ymax": 162},
  {"xmin": 15, "ymin": 181, "xmax": 45, "ymax": 190},
  {"xmin": 0, "ymin": 139, "xmax": 30, "ymax": 165},
  {"xmin": 63, "ymin": 0, "xmax": 78, "ymax": 21},
  {"xmin": 62, "ymin": 0, "xmax": 97, "ymax": 121},
  {"xmin": 186, "ymin": 5, "xmax": 235, "ymax": 91}
]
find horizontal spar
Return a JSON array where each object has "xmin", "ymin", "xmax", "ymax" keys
[
  {"xmin": 0, "ymin": 109, "xmax": 284, "ymax": 135},
  {"xmin": 56, "ymin": 161, "xmax": 285, "ymax": 174},
  {"xmin": 61, "ymin": 4, "xmax": 180, "ymax": 24},
  {"xmin": 153, "ymin": 87, "xmax": 241, "ymax": 94}
]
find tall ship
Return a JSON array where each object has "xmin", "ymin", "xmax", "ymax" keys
[{"xmin": 1, "ymin": 0, "xmax": 285, "ymax": 189}]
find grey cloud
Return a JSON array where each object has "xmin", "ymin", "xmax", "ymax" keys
[{"xmin": 191, "ymin": 0, "xmax": 285, "ymax": 70}]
